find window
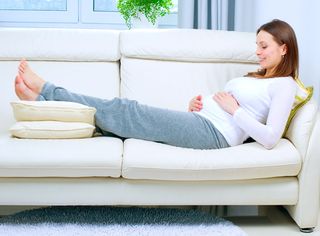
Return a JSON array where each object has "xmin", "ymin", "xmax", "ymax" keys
[
  {"xmin": 0, "ymin": 0, "xmax": 78, "ymax": 23},
  {"xmin": 0, "ymin": 0, "xmax": 178, "ymax": 29},
  {"xmin": 82, "ymin": 0, "xmax": 178, "ymax": 29}
]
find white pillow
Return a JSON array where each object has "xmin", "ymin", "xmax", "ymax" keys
[
  {"xmin": 10, "ymin": 121, "xmax": 95, "ymax": 139},
  {"xmin": 11, "ymin": 101, "xmax": 96, "ymax": 125}
]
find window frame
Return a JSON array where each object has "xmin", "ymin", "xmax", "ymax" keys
[
  {"xmin": 0, "ymin": 0, "xmax": 78, "ymax": 23},
  {"xmin": 0, "ymin": 0, "xmax": 178, "ymax": 29},
  {"xmin": 81, "ymin": 0, "xmax": 178, "ymax": 28},
  {"xmin": 81, "ymin": 1, "xmax": 125, "ymax": 25}
]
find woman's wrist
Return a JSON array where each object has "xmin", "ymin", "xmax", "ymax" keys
[{"xmin": 231, "ymin": 106, "xmax": 240, "ymax": 115}]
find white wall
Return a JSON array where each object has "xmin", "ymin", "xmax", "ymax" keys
[{"xmin": 236, "ymin": 0, "xmax": 320, "ymax": 103}]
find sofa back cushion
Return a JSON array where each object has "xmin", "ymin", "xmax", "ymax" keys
[
  {"xmin": 120, "ymin": 29, "xmax": 259, "ymax": 111},
  {"xmin": 0, "ymin": 28, "xmax": 121, "ymax": 133},
  {"xmin": 120, "ymin": 58, "xmax": 258, "ymax": 111}
]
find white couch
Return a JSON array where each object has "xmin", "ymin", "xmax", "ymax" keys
[{"xmin": 0, "ymin": 28, "xmax": 319, "ymax": 232}]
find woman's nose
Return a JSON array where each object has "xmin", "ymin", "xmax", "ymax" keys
[{"xmin": 256, "ymin": 48, "xmax": 261, "ymax": 55}]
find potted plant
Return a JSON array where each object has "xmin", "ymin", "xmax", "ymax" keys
[{"xmin": 117, "ymin": 0, "xmax": 174, "ymax": 29}]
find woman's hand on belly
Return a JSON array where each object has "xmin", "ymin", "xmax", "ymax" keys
[
  {"xmin": 213, "ymin": 92, "xmax": 240, "ymax": 115},
  {"xmin": 188, "ymin": 95, "xmax": 203, "ymax": 112}
]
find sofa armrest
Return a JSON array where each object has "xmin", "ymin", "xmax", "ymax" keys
[
  {"xmin": 285, "ymin": 111, "xmax": 320, "ymax": 228},
  {"xmin": 284, "ymin": 100, "xmax": 318, "ymax": 158}
]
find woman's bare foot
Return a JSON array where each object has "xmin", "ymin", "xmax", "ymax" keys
[
  {"xmin": 18, "ymin": 59, "xmax": 45, "ymax": 94},
  {"xmin": 15, "ymin": 75, "xmax": 38, "ymax": 101}
]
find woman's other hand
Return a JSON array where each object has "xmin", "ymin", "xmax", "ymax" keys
[
  {"xmin": 213, "ymin": 92, "xmax": 239, "ymax": 115},
  {"xmin": 188, "ymin": 95, "xmax": 203, "ymax": 112}
]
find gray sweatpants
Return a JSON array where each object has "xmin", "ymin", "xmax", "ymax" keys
[{"xmin": 37, "ymin": 82, "xmax": 229, "ymax": 150}]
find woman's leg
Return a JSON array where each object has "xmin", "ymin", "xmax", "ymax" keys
[
  {"xmin": 16, "ymin": 60, "xmax": 229, "ymax": 149},
  {"xmin": 39, "ymin": 82, "xmax": 229, "ymax": 149}
]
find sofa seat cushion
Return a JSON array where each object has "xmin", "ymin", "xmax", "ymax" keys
[
  {"xmin": 0, "ymin": 135, "xmax": 123, "ymax": 177},
  {"xmin": 122, "ymin": 138, "xmax": 301, "ymax": 181}
]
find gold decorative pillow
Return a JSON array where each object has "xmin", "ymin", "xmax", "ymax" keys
[
  {"xmin": 10, "ymin": 121, "xmax": 95, "ymax": 139},
  {"xmin": 11, "ymin": 101, "xmax": 96, "ymax": 125},
  {"xmin": 283, "ymin": 79, "xmax": 313, "ymax": 136}
]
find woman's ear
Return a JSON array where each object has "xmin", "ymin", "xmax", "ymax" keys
[{"xmin": 281, "ymin": 44, "xmax": 288, "ymax": 56}]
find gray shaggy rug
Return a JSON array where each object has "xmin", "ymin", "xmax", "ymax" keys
[{"xmin": 0, "ymin": 206, "xmax": 247, "ymax": 236}]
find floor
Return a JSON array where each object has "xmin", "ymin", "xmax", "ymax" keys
[
  {"xmin": 0, "ymin": 206, "xmax": 319, "ymax": 235},
  {"xmin": 228, "ymin": 206, "xmax": 320, "ymax": 236}
]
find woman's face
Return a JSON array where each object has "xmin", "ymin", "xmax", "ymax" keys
[{"xmin": 256, "ymin": 30, "xmax": 287, "ymax": 76}]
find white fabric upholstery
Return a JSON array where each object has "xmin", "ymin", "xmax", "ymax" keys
[
  {"xmin": 0, "ymin": 177, "xmax": 298, "ymax": 205},
  {"xmin": 0, "ymin": 28, "xmax": 120, "ymax": 61},
  {"xmin": 10, "ymin": 121, "xmax": 95, "ymax": 139},
  {"xmin": 120, "ymin": 57, "xmax": 258, "ymax": 110},
  {"xmin": 285, "ymin": 113, "xmax": 320, "ymax": 228},
  {"xmin": 284, "ymin": 100, "xmax": 318, "ymax": 157},
  {"xmin": 122, "ymin": 138, "xmax": 301, "ymax": 181},
  {"xmin": 0, "ymin": 62, "xmax": 18, "ymax": 133},
  {"xmin": 120, "ymin": 29, "xmax": 259, "ymax": 111},
  {"xmin": 0, "ymin": 61, "xmax": 120, "ymax": 133},
  {"xmin": 11, "ymin": 101, "xmax": 96, "ymax": 125},
  {"xmin": 120, "ymin": 29, "xmax": 258, "ymax": 63},
  {"xmin": 0, "ymin": 135, "xmax": 123, "ymax": 177}
]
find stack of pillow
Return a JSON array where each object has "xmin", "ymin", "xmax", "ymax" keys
[{"xmin": 10, "ymin": 101, "xmax": 97, "ymax": 139}]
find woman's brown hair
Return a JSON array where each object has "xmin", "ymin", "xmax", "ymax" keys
[{"xmin": 247, "ymin": 19, "xmax": 299, "ymax": 79}]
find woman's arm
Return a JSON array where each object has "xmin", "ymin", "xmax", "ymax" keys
[
  {"xmin": 214, "ymin": 79, "xmax": 297, "ymax": 149},
  {"xmin": 232, "ymin": 79, "xmax": 296, "ymax": 149}
]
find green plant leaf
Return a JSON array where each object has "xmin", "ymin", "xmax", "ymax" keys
[{"xmin": 117, "ymin": 0, "xmax": 174, "ymax": 29}]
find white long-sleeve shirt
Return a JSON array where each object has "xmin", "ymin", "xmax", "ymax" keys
[{"xmin": 196, "ymin": 76, "xmax": 297, "ymax": 149}]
